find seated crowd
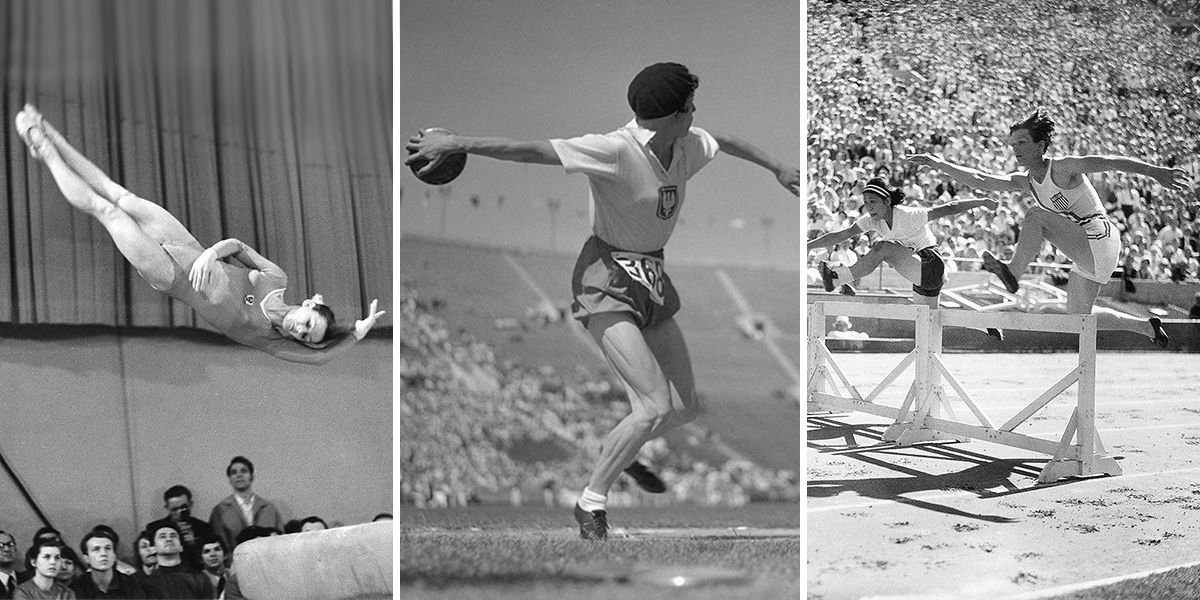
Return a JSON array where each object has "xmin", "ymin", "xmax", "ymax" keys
[
  {"xmin": 0, "ymin": 456, "xmax": 391, "ymax": 600},
  {"xmin": 808, "ymin": 0, "xmax": 1200, "ymax": 286},
  {"xmin": 399, "ymin": 286, "xmax": 800, "ymax": 509}
]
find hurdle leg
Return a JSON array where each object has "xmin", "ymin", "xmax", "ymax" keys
[
  {"xmin": 807, "ymin": 302, "xmax": 832, "ymax": 413},
  {"xmin": 884, "ymin": 307, "xmax": 963, "ymax": 445}
]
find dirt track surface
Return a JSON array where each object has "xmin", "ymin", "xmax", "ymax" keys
[{"xmin": 808, "ymin": 352, "xmax": 1200, "ymax": 600}]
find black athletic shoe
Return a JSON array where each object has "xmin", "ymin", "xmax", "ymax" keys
[
  {"xmin": 1150, "ymin": 317, "xmax": 1170, "ymax": 349},
  {"xmin": 574, "ymin": 503, "xmax": 608, "ymax": 540},
  {"xmin": 986, "ymin": 327, "xmax": 1004, "ymax": 343},
  {"xmin": 839, "ymin": 283, "xmax": 856, "ymax": 296},
  {"xmin": 981, "ymin": 251, "xmax": 1020, "ymax": 294},
  {"xmin": 818, "ymin": 261, "xmax": 836, "ymax": 292},
  {"xmin": 624, "ymin": 461, "xmax": 667, "ymax": 493}
]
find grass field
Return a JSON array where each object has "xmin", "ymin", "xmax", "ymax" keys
[{"xmin": 399, "ymin": 503, "xmax": 801, "ymax": 599}]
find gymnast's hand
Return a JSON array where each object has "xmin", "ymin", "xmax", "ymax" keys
[
  {"xmin": 189, "ymin": 248, "xmax": 220, "ymax": 293},
  {"xmin": 354, "ymin": 299, "xmax": 386, "ymax": 340},
  {"xmin": 777, "ymin": 165, "xmax": 802, "ymax": 197}
]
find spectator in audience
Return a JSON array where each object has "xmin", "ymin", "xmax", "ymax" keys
[
  {"xmin": 138, "ymin": 521, "xmax": 211, "ymax": 600},
  {"xmin": 133, "ymin": 531, "xmax": 157, "ymax": 584},
  {"xmin": 12, "ymin": 541, "xmax": 73, "ymax": 600},
  {"xmin": 69, "ymin": 530, "xmax": 141, "ymax": 600},
  {"xmin": 82, "ymin": 528, "xmax": 134, "ymax": 578},
  {"xmin": 17, "ymin": 529, "xmax": 64, "ymax": 585},
  {"xmin": 298, "ymin": 517, "xmax": 327, "ymax": 533},
  {"xmin": 162, "ymin": 485, "xmax": 215, "ymax": 571},
  {"xmin": 197, "ymin": 536, "xmax": 227, "ymax": 600},
  {"xmin": 208, "ymin": 457, "xmax": 285, "ymax": 553},
  {"xmin": 371, "ymin": 514, "xmax": 392, "ymax": 522},
  {"xmin": 52, "ymin": 548, "xmax": 80, "ymax": 589},
  {"xmin": 0, "ymin": 531, "xmax": 19, "ymax": 599},
  {"xmin": 827, "ymin": 316, "xmax": 869, "ymax": 340},
  {"xmin": 282, "ymin": 520, "xmax": 301, "ymax": 535}
]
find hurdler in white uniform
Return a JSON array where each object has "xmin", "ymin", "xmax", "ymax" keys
[{"xmin": 1027, "ymin": 159, "xmax": 1119, "ymax": 283}]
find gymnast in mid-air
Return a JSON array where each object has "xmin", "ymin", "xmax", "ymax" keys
[{"xmin": 15, "ymin": 104, "xmax": 383, "ymax": 364}]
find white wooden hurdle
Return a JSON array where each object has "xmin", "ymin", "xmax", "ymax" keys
[{"xmin": 807, "ymin": 301, "xmax": 1121, "ymax": 483}]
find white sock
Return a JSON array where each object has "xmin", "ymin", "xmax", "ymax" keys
[
  {"xmin": 578, "ymin": 487, "xmax": 607, "ymax": 512},
  {"xmin": 834, "ymin": 266, "xmax": 854, "ymax": 283}
]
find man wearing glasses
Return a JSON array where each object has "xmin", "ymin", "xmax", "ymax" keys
[{"xmin": 0, "ymin": 531, "xmax": 17, "ymax": 599}]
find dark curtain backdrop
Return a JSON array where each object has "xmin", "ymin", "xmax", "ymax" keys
[{"xmin": 1, "ymin": 0, "xmax": 392, "ymax": 329}]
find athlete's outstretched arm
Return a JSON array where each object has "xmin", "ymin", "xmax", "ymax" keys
[
  {"xmin": 190, "ymin": 238, "xmax": 286, "ymax": 292},
  {"xmin": 404, "ymin": 131, "xmax": 560, "ymax": 178},
  {"xmin": 258, "ymin": 299, "xmax": 385, "ymax": 365},
  {"xmin": 1056, "ymin": 155, "xmax": 1190, "ymax": 191},
  {"xmin": 926, "ymin": 197, "xmax": 999, "ymax": 221},
  {"xmin": 808, "ymin": 223, "xmax": 865, "ymax": 251},
  {"xmin": 909, "ymin": 153, "xmax": 1026, "ymax": 193},
  {"xmin": 709, "ymin": 131, "xmax": 801, "ymax": 196}
]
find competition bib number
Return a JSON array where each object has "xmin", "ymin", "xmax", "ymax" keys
[{"xmin": 612, "ymin": 252, "xmax": 666, "ymax": 305}]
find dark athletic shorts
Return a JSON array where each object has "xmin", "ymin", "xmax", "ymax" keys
[
  {"xmin": 912, "ymin": 246, "xmax": 946, "ymax": 297},
  {"xmin": 570, "ymin": 236, "xmax": 680, "ymax": 330}
]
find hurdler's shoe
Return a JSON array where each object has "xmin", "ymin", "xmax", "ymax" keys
[
  {"xmin": 624, "ymin": 461, "xmax": 667, "ymax": 493},
  {"xmin": 574, "ymin": 503, "xmax": 608, "ymax": 540},
  {"xmin": 818, "ymin": 261, "xmax": 836, "ymax": 292},
  {"xmin": 981, "ymin": 251, "xmax": 1020, "ymax": 294},
  {"xmin": 1150, "ymin": 317, "xmax": 1170, "ymax": 349}
]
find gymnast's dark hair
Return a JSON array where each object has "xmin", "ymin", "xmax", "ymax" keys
[
  {"xmin": 862, "ymin": 177, "xmax": 905, "ymax": 206},
  {"xmin": 308, "ymin": 303, "xmax": 354, "ymax": 346},
  {"xmin": 1010, "ymin": 109, "xmax": 1055, "ymax": 147}
]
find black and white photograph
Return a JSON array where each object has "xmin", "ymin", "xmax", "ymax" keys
[
  {"xmin": 399, "ymin": 0, "xmax": 802, "ymax": 597},
  {"xmin": 0, "ymin": 1, "xmax": 392, "ymax": 598},
  {"xmin": 807, "ymin": 1, "xmax": 1200, "ymax": 598}
]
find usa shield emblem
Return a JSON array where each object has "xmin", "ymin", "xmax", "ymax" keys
[
  {"xmin": 656, "ymin": 186, "xmax": 679, "ymax": 220},
  {"xmin": 1050, "ymin": 192, "xmax": 1069, "ymax": 212}
]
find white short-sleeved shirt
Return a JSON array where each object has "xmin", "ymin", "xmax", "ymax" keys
[
  {"xmin": 550, "ymin": 120, "xmax": 720, "ymax": 252},
  {"xmin": 854, "ymin": 205, "xmax": 936, "ymax": 250}
]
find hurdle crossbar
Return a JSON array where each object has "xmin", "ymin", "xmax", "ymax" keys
[{"xmin": 808, "ymin": 301, "xmax": 1120, "ymax": 483}]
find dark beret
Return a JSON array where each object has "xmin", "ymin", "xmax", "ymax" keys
[{"xmin": 627, "ymin": 62, "xmax": 698, "ymax": 119}]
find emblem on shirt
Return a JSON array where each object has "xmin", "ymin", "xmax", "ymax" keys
[
  {"xmin": 656, "ymin": 186, "xmax": 679, "ymax": 220},
  {"xmin": 1050, "ymin": 192, "xmax": 1069, "ymax": 212},
  {"xmin": 243, "ymin": 294, "xmax": 255, "ymax": 305}
]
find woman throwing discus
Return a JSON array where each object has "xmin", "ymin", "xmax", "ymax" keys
[
  {"xmin": 807, "ymin": 177, "xmax": 1003, "ymax": 340},
  {"xmin": 406, "ymin": 62, "xmax": 801, "ymax": 540},
  {"xmin": 909, "ymin": 109, "xmax": 1189, "ymax": 346},
  {"xmin": 15, "ymin": 105, "xmax": 384, "ymax": 365}
]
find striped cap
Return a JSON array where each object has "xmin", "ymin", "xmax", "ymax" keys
[{"xmin": 862, "ymin": 179, "xmax": 891, "ymax": 200}]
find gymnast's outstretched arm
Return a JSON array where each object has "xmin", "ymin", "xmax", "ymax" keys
[{"xmin": 256, "ymin": 299, "xmax": 385, "ymax": 365}]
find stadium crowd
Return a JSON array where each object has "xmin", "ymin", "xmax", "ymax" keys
[
  {"xmin": 0, "ymin": 457, "xmax": 391, "ymax": 599},
  {"xmin": 399, "ymin": 285, "xmax": 799, "ymax": 510},
  {"xmin": 807, "ymin": 0, "xmax": 1200, "ymax": 286}
]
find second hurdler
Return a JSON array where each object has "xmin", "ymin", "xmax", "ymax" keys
[{"xmin": 405, "ymin": 63, "xmax": 801, "ymax": 539}]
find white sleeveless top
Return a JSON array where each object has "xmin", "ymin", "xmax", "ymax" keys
[{"xmin": 1028, "ymin": 159, "xmax": 1112, "ymax": 240}]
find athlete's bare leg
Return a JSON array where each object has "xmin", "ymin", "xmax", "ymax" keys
[
  {"xmin": 36, "ymin": 116, "xmax": 198, "ymax": 247},
  {"xmin": 585, "ymin": 313, "xmax": 699, "ymax": 496},
  {"xmin": 1003, "ymin": 205, "xmax": 1076, "ymax": 276},
  {"xmin": 1006, "ymin": 208, "xmax": 1157, "ymax": 338},
  {"xmin": 846, "ymin": 241, "xmax": 908, "ymax": 281},
  {"xmin": 22, "ymin": 123, "xmax": 177, "ymax": 291}
]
